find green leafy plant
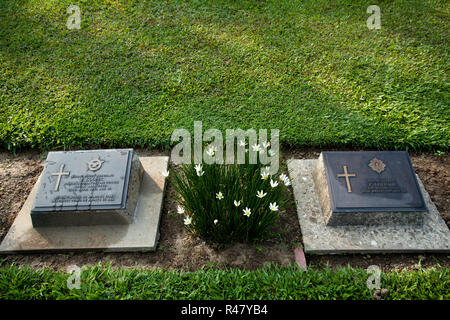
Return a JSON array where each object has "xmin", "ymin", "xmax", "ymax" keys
[{"xmin": 171, "ymin": 150, "xmax": 291, "ymax": 243}]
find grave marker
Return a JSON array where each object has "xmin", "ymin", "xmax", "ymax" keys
[
  {"xmin": 0, "ymin": 150, "xmax": 169, "ymax": 253},
  {"xmin": 288, "ymin": 151, "xmax": 450, "ymax": 253},
  {"xmin": 312, "ymin": 151, "xmax": 426, "ymax": 226},
  {"xmin": 30, "ymin": 149, "xmax": 144, "ymax": 227}
]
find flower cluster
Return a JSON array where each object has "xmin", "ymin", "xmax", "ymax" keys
[
  {"xmin": 250, "ymin": 141, "xmax": 276, "ymax": 156},
  {"xmin": 279, "ymin": 173, "xmax": 291, "ymax": 186},
  {"xmin": 171, "ymin": 141, "xmax": 291, "ymax": 243},
  {"xmin": 177, "ymin": 170, "xmax": 290, "ymax": 224},
  {"xmin": 236, "ymin": 140, "xmax": 276, "ymax": 156},
  {"xmin": 177, "ymin": 205, "xmax": 192, "ymax": 226}
]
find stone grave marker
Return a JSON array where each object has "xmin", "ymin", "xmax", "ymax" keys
[
  {"xmin": 288, "ymin": 151, "xmax": 450, "ymax": 253},
  {"xmin": 0, "ymin": 149, "xmax": 169, "ymax": 253},
  {"xmin": 30, "ymin": 149, "xmax": 143, "ymax": 227},
  {"xmin": 312, "ymin": 151, "xmax": 426, "ymax": 226}
]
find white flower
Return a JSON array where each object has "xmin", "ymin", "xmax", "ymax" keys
[
  {"xmin": 269, "ymin": 202, "xmax": 279, "ymax": 211},
  {"xmin": 279, "ymin": 173, "xmax": 287, "ymax": 181},
  {"xmin": 268, "ymin": 149, "xmax": 276, "ymax": 157},
  {"xmin": 251, "ymin": 144, "xmax": 261, "ymax": 152},
  {"xmin": 270, "ymin": 179, "xmax": 279, "ymax": 188},
  {"xmin": 161, "ymin": 170, "xmax": 169, "ymax": 178},
  {"xmin": 206, "ymin": 146, "xmax": 216, "ymax": 157},
  {"xmin": 256, "ymin": 190, "xmax": 267, "ymax": 198},
  {"xmin": 195, "ymin": 164, "xmax": 204, "ymax": 176},
  {"xmin": 239, "ymin": 140, "xmax": 246, "ymax": 147},
  {"xmin": 243, "ymin": 207, "xmax": 252, "ymax": 217},
  {"xmin": 214, "ymin": 219, "xmax": 218, "ymax": 225},
  {"xmin": 184, "ymin": 216, "xmax": 192, "ymax": 225},
  {"xmin": 261, "ymin": 171, "xmax": 269, "ymax": 180},
  {"xmin": 234, "ymin": 200, "xmax": 241, "ymax": 207},
  {"xmin": 262, "ymin": 141, "xmax": 270, "ymax": 149},
  {"xmin": 283, "ymin": 177, "xmax": 291, "ymax": 186},
  {"xmin": 216, "ymin": 192, "xmax": 224, "ymax": 200},
  {"xmin": 177, "ymin": 205, "xmax": 185, "ymax": 214}
]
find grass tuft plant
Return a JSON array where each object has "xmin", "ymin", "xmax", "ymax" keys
[{"xmin": 171, "ymin": 148, "xmax": 291, "ymax": 243}]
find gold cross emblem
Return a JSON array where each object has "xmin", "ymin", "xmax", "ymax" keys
[{"xmin": 337, "ymin": 165, "xmax": 356, "ymax": 193}]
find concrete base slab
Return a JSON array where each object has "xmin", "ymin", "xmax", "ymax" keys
[
  {"xmin": 288, "ymin": 159, "xmax": 450, "ymax": 254},
  {"xmin": 0, "ymin": 156, "xmax": 169, "ymax": 253}
]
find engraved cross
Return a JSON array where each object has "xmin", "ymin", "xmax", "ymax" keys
[
  {"xmin": 51, "ymin": 164, "xmax": 70, "ymax": 191},
  {"xmin": 337, "ymin": 165, "xmax": 356, "ymax": 193}
]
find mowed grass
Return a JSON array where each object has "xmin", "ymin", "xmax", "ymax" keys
[
  {"xmin": 0, "ymin": 0, "xmax": 448, "ymax": 152},
  {"xmin": 1, "ymin": 263, "xmax": 449, "ymax": 300}
]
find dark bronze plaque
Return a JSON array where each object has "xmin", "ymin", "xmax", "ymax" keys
[{"xmin": 322, "ymin": 151, "xmax": 426, "ymax": 212}]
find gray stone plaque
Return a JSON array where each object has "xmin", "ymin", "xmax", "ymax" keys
[
  {"xmin": 312, "ymin": 151, "xmax": 427, "ymax": 226},
  {"xmin": 30, "ymin": 149, "xmax": 144, "ymax": 227}
]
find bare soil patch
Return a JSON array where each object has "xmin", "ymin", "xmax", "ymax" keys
[
  {"xmin": 0, "ymin": 148, "xmax": 448, "ymax": 272},
  {"xmin": 0, "ymin": 152, "xmax": 43, "ymax": 242}
]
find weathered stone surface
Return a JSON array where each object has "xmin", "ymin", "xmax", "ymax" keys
[
  {"xmin": 312, "ymin": 152, "xmax": 425, "ymax": 226},
  {"xmin": 0, "ymin": 156, "xmax": 169, "ymax": 253},
  {"xmin": 30, "ymin": 149, "xmax": 144, "ymax": 227},
  {"xmin": 288, "ymin": 159, "xmax": 450, "ymax": 254},
  {"xmin": 312, "ymin": 153, "xmax": 333, "ymax": 224}
]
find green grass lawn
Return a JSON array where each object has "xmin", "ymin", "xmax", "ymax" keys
[
  {"xmin": 0, "ymin": 0, "xmax": 448, "ymax": 152},
  {"xmin": 1, "ymin": 263, "xmax": 449, "ymax": 300}
]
